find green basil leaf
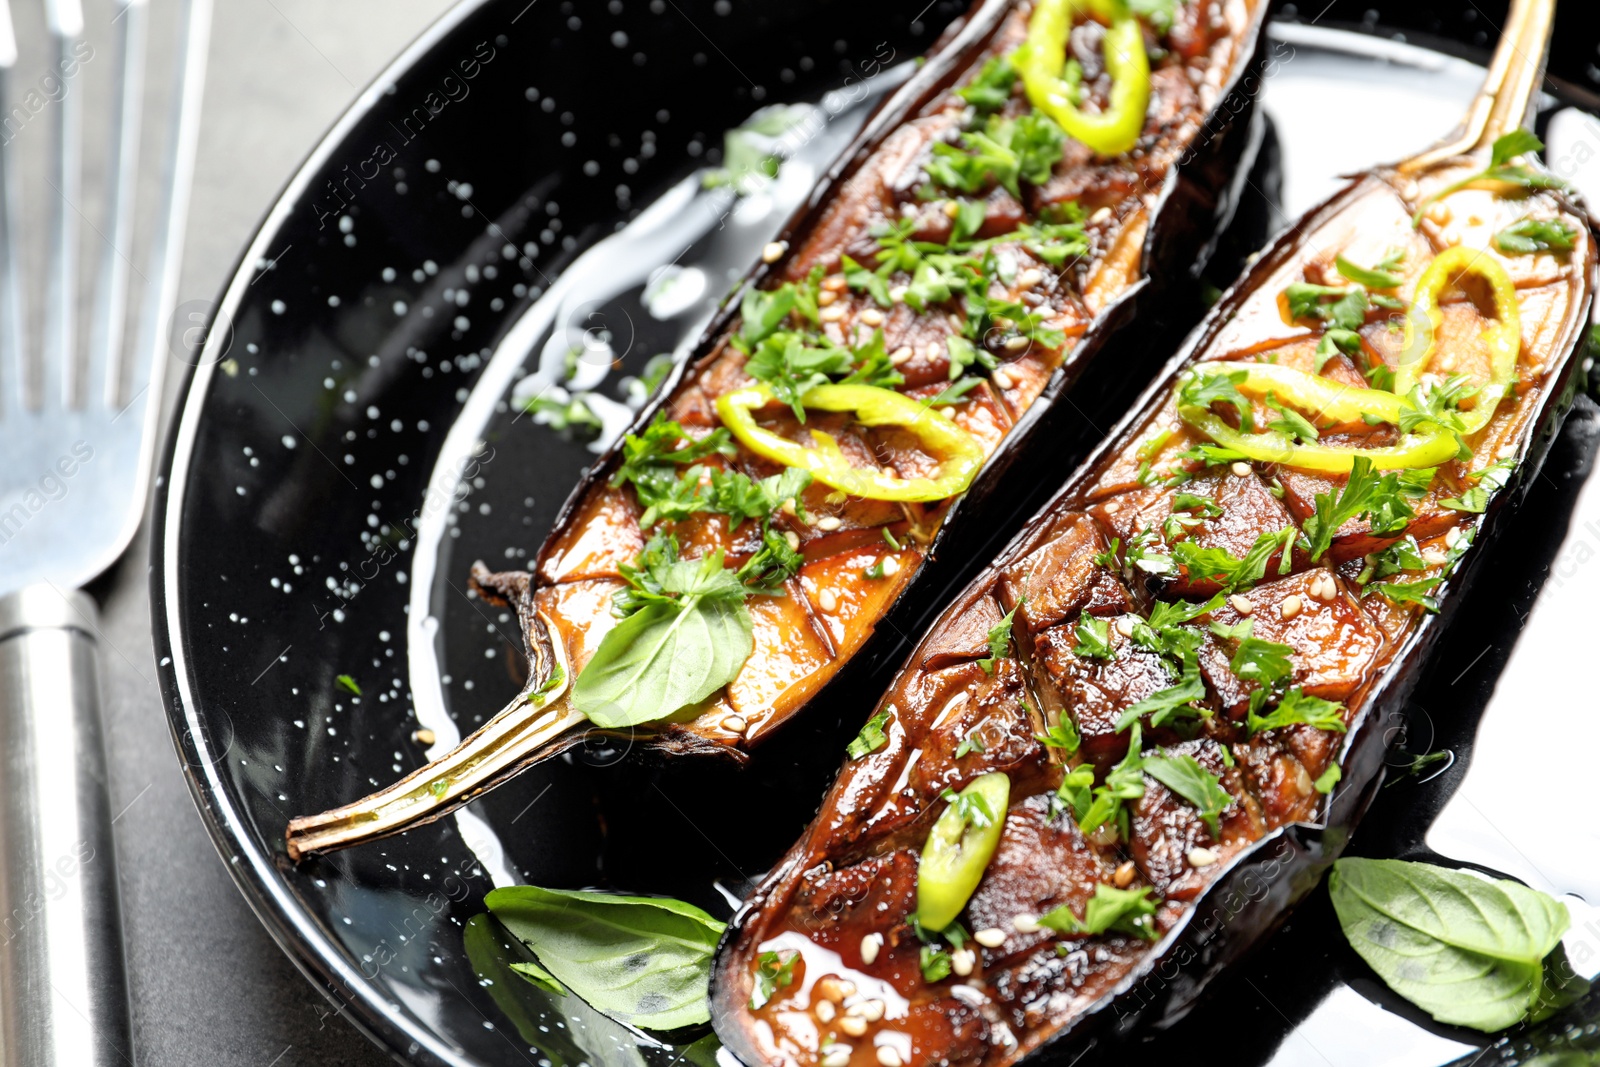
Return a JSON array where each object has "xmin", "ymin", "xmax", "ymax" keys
[
  {"xmin": 573, "ymin": 596, "xmax": 753, "ymax": 728},
  {"xmin": 486, "ymin": 885, "xmax": 727, "ymax": 1031},
  {"xmin": 1329, "ymin": 858, "xmax": 1572, "ymax": 1032},
  {"xmin": 511, "ymin": 959, "xmax": 569, "ymax": 996}
]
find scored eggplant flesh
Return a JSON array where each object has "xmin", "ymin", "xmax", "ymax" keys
[
  {"xmin": 287, "ymin": 0, "xmax": 1271, "ymax": 858},
  {"xmin": 709, "ymin": 5, "xmax": 1596, "ymax": 1066}
]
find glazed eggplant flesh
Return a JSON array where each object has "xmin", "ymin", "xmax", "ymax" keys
[
  {"xmin": 711, "ymin": 36, "xmax": 1595, "ymax": 1067},
  {"xmin": 287, "ymin": 0, "xmax": 1271, "ymax": 858}
]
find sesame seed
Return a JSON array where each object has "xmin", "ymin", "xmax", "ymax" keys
[
  {"xmin": 818, "ymin": 290, "xmax": 839, "ymax": 307},
  {"xmin": 1445, "ymin": 527, "xmax": 1462, "ymax": 549},
  {"xmin": 889, "ymin": 286, "xmax": 908, "ymax": 303},
  {"xmin": 781, "ymin": 498, "xmax": 798, "ymax": 516},
  {"xmin": 1103, "ymin": 502, "xmax": 1120, "ymax": 515},
  {"xmin": 1313, "ymin": 574, "xmax": 1336, "ymax": 601},
  {"xmin": 785, "ymin": 531, "xmax": 802, "ymax": 551},
  {"xmin": 860, "ymin": 308, "xmax": 885, "ymax": 327},
  {"xmin": 1114, "ymin": 861, "xmax": 1137, "ymax": 888},
  {"xmin": 881, "ymin": 556, "xmax": 900, "ymax": 576},
  {"xmin": 890, "ymin": 346, "xmax": 914, "ymax": 365},
  {"xmin": 817, "ymin": 1000, "xmax": 837, "ymax": 1024},
  {"xmin": 877, "ymin": 1047, "xmax": 903, "ymax": 1067},
  {"xmin": 973, "ymin": 927, "xmax": 1007, "ymax": 948},
  {"xmin": 1229, "ymin": 595, "xmax": 1255, "ymax": 616},
  {"xmin": 822, "ymin": 274, "xmax": 848, "ymax": 291},
  {"xmin": 1422, "ymin": 548, "xmax": 1448, "ymax": 565},
  {"xmin": 819, "ymin": 589, "xmax": 839, "ymax": 613},
  {"xmin": 722, "ymin": 714, "xmax": 748, "ymax": 734},
  {"xmin": 820, "ymin": 1047, "xmax": 850, "ymax": 1067},
  {"xmin": 860, "ymin": 933, "xmax": 883, "ymax": 965},
  {"xmin": 1426, "ymin": 202, "xmax": 1452, "ymax": 226},
  {"xmin": 840, "ymin": 1016, "xmax": 868, "ymax": 1037},
  {"xmin": 413, "ymin": 728, "xmax": 436, "ymax": 746},
  {"xmin": 1012, "ymin": 913, "xmax": 1040, "ymax": 934},
  {"xmin": 761, "ymin": 241, "xmax": 787, "ymax": 263},
  {"xmin": 1115, "ymin": 616, "xmax": 1136, "ymax": 636},
  {"xmin": 1230, "ymin": 461, "xmax": 1252, "ymax": 477},
  {"xmin": 1090, "ymin": 206, "xmax": 1113, "ymax": 224},
  {"xmin": 992, "ymin": 367, "xmax": 1013, "ymax": 388},
  {"xmin": 943, "ymin": 200, "xmax": 961, "ymax": 218},
  {"xmin": 853, "ymin": 999, "xmax": 886, "ymax": 1023},
  {"xmin": 1016, "ymin": 268, "xmax": 1044, "ymax": 290},
  {"xmin": 1280, "ymin": 594, "xmax": 1303, "ymax": 620},
  {"xmin": 816, "ymin": 978, "xmax": 853, "ymax": 1003},
  {"xmin": 820, "ymin": 305, "xmax": 848, "ymax": 322},
  {"xmin": 951, "ymin": 949, "xmax": 976, "ymax": 977},
  {"xmin": 818, "ymin": 515, "xmax": 843, "ymax": 532},
  {"xmin": 1529, "ymin": 362, "xmax": 1545, "ymax": 377},
  {"xmin": 1187, "ymin": 847, "xmax": 1218, "ymax": 867}
]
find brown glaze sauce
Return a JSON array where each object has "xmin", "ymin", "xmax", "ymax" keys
[
  {"xmin": 527, "ymin": 0, "xmax": 1252, "ymax": 753},
  {"xmin": 726, "ymin": 151, "xmax": 1593, "ymax": 1067}
]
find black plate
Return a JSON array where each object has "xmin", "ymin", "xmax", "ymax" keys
[{"xmin": 152, "ymin": 3, "xmax": 1600, "ymax": 1065}]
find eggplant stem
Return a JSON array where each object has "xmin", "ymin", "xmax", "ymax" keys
[
  {"xmin": 285, "ymin": 613, "xmax": 586, "ymax": 860},
  {"xmin": 1399, "ymin": 0, "xmax": 1556, "ymax": 173}
]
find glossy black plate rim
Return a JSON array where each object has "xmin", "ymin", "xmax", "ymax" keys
[
  {"xmin": 150, "ymin": 2, "xmax": 495, "ymax": 1063},
  {"xmin": 148, "ymin": 11, "xmax": 1582, "ymax": 1067}
]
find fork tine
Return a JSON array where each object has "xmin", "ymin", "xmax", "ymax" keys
[
  {"xmin": 87, "ymin": 0, "xmax": 148, "ymax": 411},
  {"xmin": 127, "ymin": 0, "xmax": 210, "ymax": 416},
  {"xmin": 0, "ymin": 1, "xmax": 26, "ymax": 414},
  {"xmin": 44, "ymin": 0, "xmax": 85, "ymax": 410}
]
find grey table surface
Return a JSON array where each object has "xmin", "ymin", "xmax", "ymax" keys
[{"xmin": 86, "ymin": 1, "xmax": 453, "ymax": 1063}]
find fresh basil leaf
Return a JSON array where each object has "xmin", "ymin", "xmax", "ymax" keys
[
  {"xmin": 1143, "ymin": 752, "xmax": 1232, "ymax": 835},
  {"xmin": 511, "ymin": 959, "xmax": 569, "ymax": 996},
  {"xmin": 1331, "ymin": 859, "xmax": 1574, "ymax": 1032},
  {"xmin": 573, "ymin": 588, "xmax": 753, "ymax": 728},
  {"xmin": 486, "ymin": 885, "xmax": 727, "ymax": 1031}
]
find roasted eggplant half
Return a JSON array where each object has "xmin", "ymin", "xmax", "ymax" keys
[
  {"xmin": 288, "ymin": 0, "xmax": 1272, "ymax": 858},
  {"xmin": 708, "ymin": 0, "xmax": 1597, "ymax": 1063}
]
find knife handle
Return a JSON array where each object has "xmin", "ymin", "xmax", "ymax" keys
[{"xmin": 0, "ymin": 586, "xmax": 133, "ymax": 1067}]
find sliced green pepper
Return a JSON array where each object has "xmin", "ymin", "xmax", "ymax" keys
[
  {"xmin": 1016, "ymin": 0, "xmax": 1151, "ymax": 158},
  {"xmin": 1177, "ymin": 408, "xmax": 1461, "ymax": 472},
  {"xmin": 1185, "ymin": 362, "xmax": 1415, "ymax": 428},
  {"xmin": 1393, "ymin": 246, "xmax": 1521, "ymax": 434},
  {"xmin": 916, "ymin": 772, "xmax": 1011, "ymax": 932},
  {"xmin": 713, "ymin": 383, "xmax": 985, "ymax": 502}
]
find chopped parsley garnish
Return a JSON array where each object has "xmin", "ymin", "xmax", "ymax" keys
[
  {"xmin": 1493, "ymin": 217, "xmax": 1578, "ymax": 255},
  {"xmin": 1285, "ymin": 283, "xmax": 1368, "ymax": 332},
  {"xmin": 955, "ymin": 728, "xmax": 987, "ymax": 759},
  {"xmin": 926, "ymin": 111, "xmax": 1067, "ymax": 197},
  {"xmin": 1039, "ymin": 884, "xmax": 1159, "ymax": 941},
  {"xmin": 1036, "ymin": 720, "xmax": 1081, "ymax": 756},
  {"xmin": 957, "ymin": 55, "xmax": 1017, "ymax": 112},
  {"xmin": 1246, "ymin": 686, "xmax": 1347, "ymax": 736},
  {"xmin": 979, "ymin": 598, "xmax": 1022, "ymax": 673},
  {"xmin": 744, "ymin": 332, "xmax": 854, "ymax": 420},
  {"xmin": 1178, "ymin": 368, "xmax": 1253, "ymax": 430},
  {"xmin": 1314, "ymin": 327, "xmax": 1364, "ymax": 372},
  {"xmin": 335, "ymin": 674, "xmax": 361, "ymax": 696},
  {"xmin": 1299, "ymin": 457, "xmax": 1418, "ymax": 561},
  {"xmin": 1143, "ymin": 752, "xmax": 1233, "ymax": 835},
  {"xmin": 1411, "ymin": 130, "xmax": 1569, "ymax": 226},
  {"xmin": 1264, "ymin": 391, "xmax": 1320, "ymax": 442},
  {"xmin": 750, "ymin": 949, "xmax": 799, "ymax": 1009},
  {"xmin": 1314, "ymin": 762, "xmax": 1342, "ymax": 794},
  {"xmin": 610, "ymin": 415, "xmax": 737, "ymax": 513},
  {"xmin": 847, "ymin": 706, "xmax": 893, "ymax": 759},
  {"xmin": 1072, "ymin": 614, "xmax": 1115, "ymax": 659},
  {"xmin": 1334, "ymin": 250, "xmax": 1405, "ymax": 289},
  {"xmin": 1078, "ymin": 724, "xmax": 1148, "ymax": 839}
]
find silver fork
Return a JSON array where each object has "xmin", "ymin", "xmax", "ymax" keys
[{"xmin": 0, "ymin": 0, "xmax": 210, "ymax": 1063}]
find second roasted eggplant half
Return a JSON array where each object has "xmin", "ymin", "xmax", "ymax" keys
[
  {"xmin": 288, "ymin": 0, "xmax": 1271, "ymax": 857},
  {"xmin": 709, "ymin": 0, "xmax": 1596, "ymax": 1062}
]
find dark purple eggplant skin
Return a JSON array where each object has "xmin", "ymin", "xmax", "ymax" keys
[
  {"xmin": 476, "ymin": 0, "xmax": 1275, "ymax": 765},
  {"xmin": 706, "ymin": 159, "xmax": 1597, "ymax": 1063}
]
